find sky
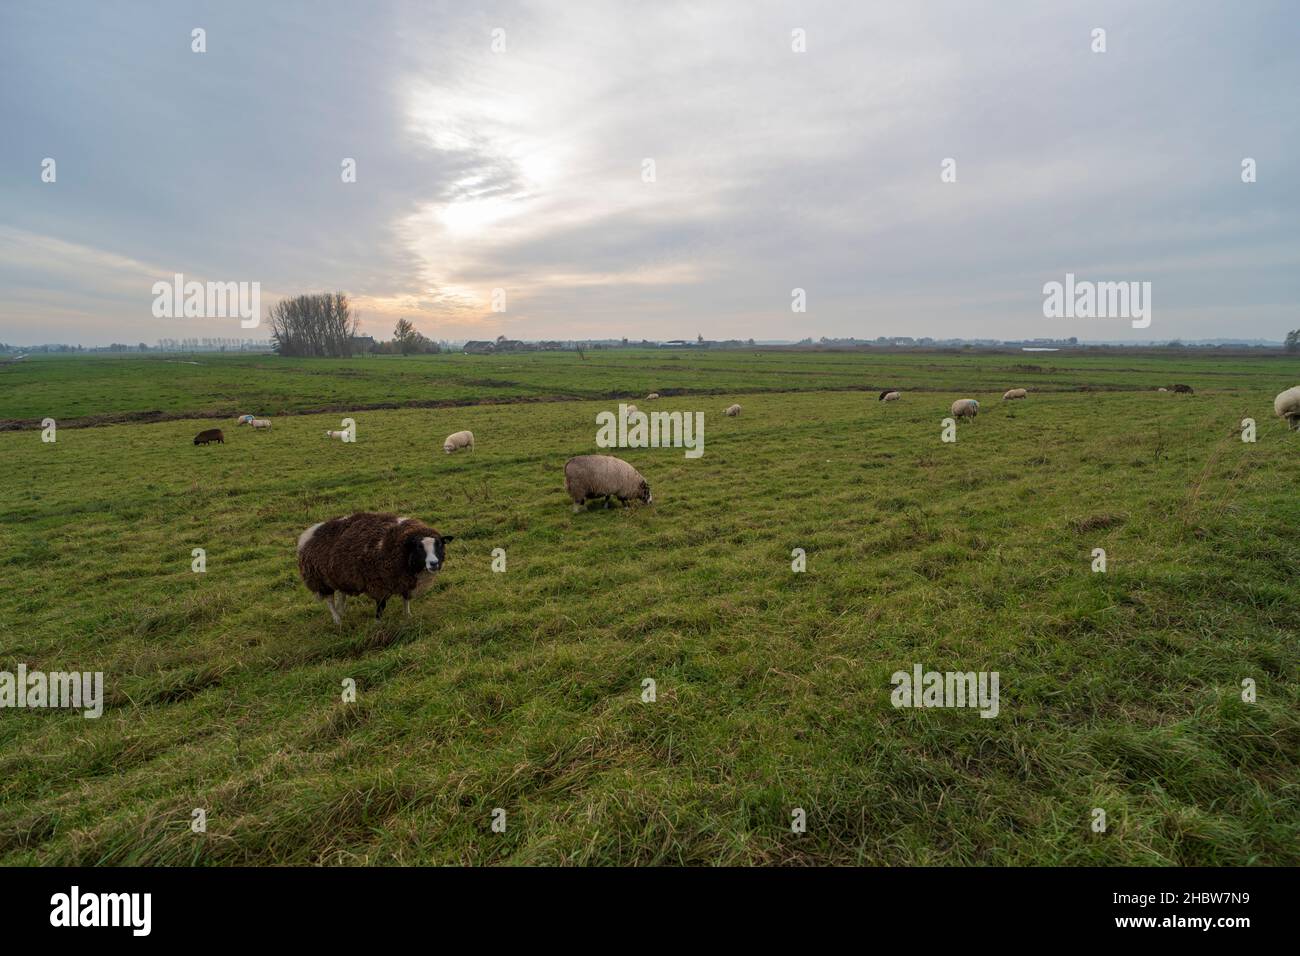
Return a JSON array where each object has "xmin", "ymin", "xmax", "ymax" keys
[{"xmin": 1, "ymin": 0, "xmax": 1297, "ymax": 346}]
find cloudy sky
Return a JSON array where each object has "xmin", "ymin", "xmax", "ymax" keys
[{"xmin": 1, "ymin": 0, "xmax": 1297, "ymax": 345}]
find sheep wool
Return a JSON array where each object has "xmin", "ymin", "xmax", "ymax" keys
[
  {"xmin": 325, "ymin": 430, "xmax": 348, "ymax": 440},
  {"xmin": 297, "ymin": 512, "xmax": 453, "ymax": 623},
  {"xmin": 236, "ymin": 414, "xmax": 255, "ymax": 425},
  {"xmin": 249, "ymin": 418, "xmax": 272, "ymax": 429},
  {"xmin": 1002, "ymin": 388, "xmax": 1027, "ymax": 400},
  {"xmin": 564, "ymin": 455, "xmax": 652, "ymax": 512},
  {"xmin": 193, "ymin": 428, "xmax": 225, "ymax": 445},
  {"xmin": 646, "ymin": 392, "xmax": 661, "ymax": 400},
  {"xmin": 443, "ymin": 430, "xmax": 474, "ymax": 453},
  {"xmin": 879, "ymin": 390, "xmax": 901, "ymax": 402},
  {"xmin": 1274, "ymin": 386, "xmax": 1300, "ymax": 430},
  {"xmin": 951, "ymin": 399, "xmax": 980, "ymax": 418},
  {"xmin": 725, "ymin": 404, "xmax": 742, "ymax": 417}
]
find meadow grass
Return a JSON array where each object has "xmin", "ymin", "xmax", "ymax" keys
[
  {"xmin": 0, "ymin": 351, "xmax": 1297, "ymax": 864},
  {"xmin": 3, "ymin": 348, "xmax": 1299, "ymax": 423}
]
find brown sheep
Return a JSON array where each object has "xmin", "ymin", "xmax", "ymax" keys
[
  {"xmin": 194, "ymin": 428, "xmax": 225, "ymax": 445},
  {"xmin": 297, "ymin": 513, "xmax": 454, "ymax": 623},
  {"xmin": 564, "ymin": 455, "xmax": 651, "ymax": 512}
]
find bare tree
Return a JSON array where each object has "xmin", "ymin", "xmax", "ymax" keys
[{"xmin": 269, "ymin": 293, "xmax": 359, "ymax": 357}]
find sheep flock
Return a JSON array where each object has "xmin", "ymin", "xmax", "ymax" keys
[{"xmin": 183, "ymin": 382, "xmax": 1300, "ymax": 627}]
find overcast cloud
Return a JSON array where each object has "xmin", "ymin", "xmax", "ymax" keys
[{"xmin": 1, "ymin": 0, "xmax": 1297, "ymax": 345}]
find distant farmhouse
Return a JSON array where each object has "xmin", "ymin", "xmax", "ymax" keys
[{"xmin": 463, "ymin": 336, "xmax": 566, "ymax": 354}]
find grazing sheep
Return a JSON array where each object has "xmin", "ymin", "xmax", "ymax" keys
[
  {"xmin": 950, "ymin": 399, "xmax": 980, "ymax": 419},
  {"xmin": 564, "ymin": 455, "xmax": 652, "ymax": 513},
  {"xmin": 443, "ymin": 430, "xmax": 474, "ymax": 453},
  {"xmin": 1157, "ymin": 387, "xmax": 1168, "ymax": 392},
  {"xmin": 249, "ymin": 418, "xmax": 272, "ymax": 429},
  {"xmin": 297, "ymin": 513, "xmax": 454, "ymax": 624},
  {"xmin": 624, "ymin": 404, "xmax": 638, "ymax": 416},
  {"xmin": 1274, "ymin": 386, "xmax": 1300, "ymax": 430},
  {"xmin": 725, "ymin": 403, "xmax": 742, "ymax": 417},
  {"xmin": 1002, "ymin": 388, "xmax": 1027, "ymax": 400},
  {"xmin": 193, "ymin": 428, "xmax": 225, "ymax": 445},
  {"xmin": 646, "ymin": 392, "xmax": 661, "ymax": 400},
  {"xmin": 236, "ymin": 414, "xmax": 255, "ymax": 425},
  {"xmin": 324, "ymin": 429, "xmax": 349, "ymax": 440},
  {"xmin": 879, "ymin": 390, "xmax": 901, "ymax": 402},
  {"xmin": 1170, "ymin": 384, "xmax": 1194, "ymax": 394}
]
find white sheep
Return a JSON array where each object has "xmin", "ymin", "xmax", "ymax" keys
[
  {"xmin": 1274, "ymin": 386, "xmax": 1300, "ymax": 430},
  {"xmin": 724, "ymin": 404, "xmax": 742, "ymax": 417},
  {"xmin": 879, "ymin": 390, "xmax": 901, "ymax": 402},
  {"xmin": 443, "ymin": 430, "xmax": 474, "ymax": 453},
  {"xmin": 1002, "ymin": 388, "xmax": 1027, "ymax": 400},
  {"xmin": 950, "ymin": 399, "xmax": 979, "ymax": 419},
  {"xmin": 236, "ymin": 414, "xmax": 255, "ymax": 425},
  {"xmin": 249, "ymin": 418, "xmax": 272, "ymax": 429},
  {"xmin": 324, "ymin": 429, "xmax": 349, "ymax": 440},
  {"xmin": 624, "ymin": 404, "xmax": 638, "ymax": 415},
  {"xmin": 646, "ymin": 392, "xmax": 660, "ymax": 400}
]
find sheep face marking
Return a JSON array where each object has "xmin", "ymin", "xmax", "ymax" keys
[
  {"xmin": 639, "ymin": 480, "xmax": 653, "ymax": 505},
  {"xmin": 405, "ymin": 535, "xmax": 452, "ymax": 575}
]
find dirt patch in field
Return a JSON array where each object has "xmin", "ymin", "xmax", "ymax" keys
[{"xmin": 1070, "ymin": 513, "xmax": 1128, "ymax": 533}]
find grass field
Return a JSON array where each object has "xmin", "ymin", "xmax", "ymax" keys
[
  {"xmin": 4, "ymin": 349, "xmax": 1300, "ymax": 424},
  {"xmin": 1, "ymin": 350, "xmax": 1297, "ymax": 865}
]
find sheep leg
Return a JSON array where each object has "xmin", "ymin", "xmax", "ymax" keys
[
  {"xmin": 375, "ymin": 598, "xmax": 388, "ymax": 620},
  {"xmin": 604, "ymin": 495, "xmax": 612, "ymax": 508},
  {"xmin": 320, "ymin": 593, "xmax": 341, "ymax": 626},
  {"xmin": 335, "ymin": 593, "xmax": 348, "ymax": 616},
  {"xmin": 403, "ymin": 597, "xmax": 412, "ymax": 617}
]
